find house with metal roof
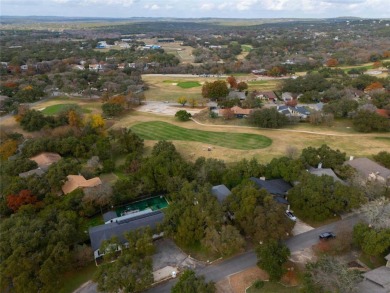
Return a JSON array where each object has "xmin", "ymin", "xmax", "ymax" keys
[{"xmin": 211, "ymin": 184, "xmax": 231, "ymax": 203}]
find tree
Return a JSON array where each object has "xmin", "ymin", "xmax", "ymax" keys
[
  {"xmin": 177, "ymin": 96, "xmax": 187, "ymax": 106},
  {"xmin": 300, "ymin": 144, "xmax": 346, "ymax": 169},
  {"xmin": 102, "ymin": 102, "xmax": 124, "ymax": 117},
  {"xmin": 248, "ymin": 108, "xmax": 288, "ymax": 128},
  {"xmin": 163, "ymin": 182, "xmax": 223, "ymax": 247},
  {"xmin": 237, "ymin": 81, "xmax": 248, "ymax": 92},
  {"xmin": 373, "ymin": 151, "xmax": 390, "ymax": 168},
  {"xmin": 353, "ymin": 223, "xmax": 390, "ymax": 257},
  {"xmin": 357, "ymin": 197, "xmax": 390, "ymax": 229},
  {"xmin": 83, "ymin": 182, "xmax": 113, "ymax": 214},
  {"xmin": 288, "ymin": 173, "xmax": 365, "ymax": 221},
  {"xmin": 19, "ymin": 109, "xmax": 48, "ymax": 131},
  {"xmin": 303, "ymin": 256, "xmax": 362, "ymax": 293},
  {"xmin": 110, "ymin": 127, "xmax": 144, "ymax": 155},
  {"xmin": 0, "ymin": 139, "xmax": 18, "ymax": 160},
  {"xmin": 171, "ymin": 270, "xmax": 215, "ymax": 293},
  {"xmin": 353, "ymin": 110, "xmax": 390, "ymax": 132},
  {"xmin": 256, "ymin": 240, "xmax": 290, "ymax": 281},
  {"xmin": 226, "ymin": 76, "xmax": 238, "ymax": 89},
  {"xmin": 202, "ymin": 225, "xmax": 245, "ymax": 257},
  {"xmin": 85, "ymin": 114, "xmax": 105, "ymax": 130},
  {"xmin": 175, "ymin": 110, "xmax": 192, "ymax": 121},
  {"xmin": 364, "ymin": 81, "xmax": 384, "ymax": 92},
  {"xmin": 189, "ymin": 98, "xmax": 198, "ymax": 108},
  {"xmin": 201, "ymin": 80, "xmax": 229, "ymax": 101},
  {"xmin": 194, "ymin": 157, "xmax": 226, "ymax": 185},
  {"xmin": 326, "ymin": 58, "xmax": 339, "ymax": 67},
  {"xmin": 46, "ymin": 158, "xmax": 81, "ymax": 192},
  {"xmin": 94, "ymin": 228, "xmax": 155, "ymax": 293},
  {"xmin": 6, "ymin": 189, "xmax": 38, "ymax": 212}
]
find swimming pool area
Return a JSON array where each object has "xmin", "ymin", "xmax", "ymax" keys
[{"xmin": 115, "ymin": 196, "xmax": 168, "ymax": 217}]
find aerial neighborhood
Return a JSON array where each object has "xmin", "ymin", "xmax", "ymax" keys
[{"xmin": 0, "ymin": 13, "xmax": 389, "ymax": 293}]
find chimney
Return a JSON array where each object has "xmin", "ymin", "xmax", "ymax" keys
[
  {"xmin": 349, "ymin": 156, "xmax": 354, "ymax": 161},
  {"xmin": 318, "ymin": 163, "xmax": 322, "ymax": 169}
]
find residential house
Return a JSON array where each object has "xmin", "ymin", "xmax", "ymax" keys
[
  {"xmin": 345, "ymin": 157, "xmax": 390, "ymax": 185},
  {"xmin": 88, "ymin": 64, "xmax": 103, "ymax": 71},
  {"xmin": 62, "ymin": 175, "xmax": 102, "ymax": 194},
  {"xmin": 19, "ymin": 152, "xmax": 61, "ymax": 178},
  {"xmin": 255, "ymin": 91, "xmax": 278, "ymax": 102},
  {"xmin": 228, "ymin": 91, "xmax": 246, "ymax": 100},
  {"xmin": 89, "ymin": 211, "xmax": 164, "ymax": 263},
  {"xmin": 251, "ymin": 69, "xmax": 267, "ymax": 75},
  {"xmin": 358, "ymin": 253, "xmax": 390, "ymax": 293},
  {"xmin": 277, "ymin": 105, "xmax": 310, "ymax": 119},
  {"xmin": 250, "ymin": 177, "xmax": 292, "ymax": 205},
  {"xmin": 89, "ymin": 196, "xmax": 167, "ymax": 263},
  {"xmin": 30, "ymin": 152, "xmax": 61, "ymax": 168},
  {"xmin": 211, "ymin": 184, "xmax": 231, "ymax": 203},
  {"xmin": 219, "ymin": 106, "xmax": 253, "ymax": 118},
  {"xmin": 308, "ymin": 167, "xmax": 346, "ymax": 184}
]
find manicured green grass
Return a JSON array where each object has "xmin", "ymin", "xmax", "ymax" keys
[
  {"xmin": 177, "ymin": 81, "xmax": 202, "ymax": 89},
  {"xmin": 59, "ymin": 262, "xmax": 97, "ymax": 293},
  {"xmin": 241, "ymin": 44, "xmax": 253, "ymax": 52},
  {"xmin": 131, "ymin": 121, "xmax": 272, "ymax": 150},
  {"xmin": 41, "ymin": 103, "xmax": 91, "ymax": 115},
  {"xmin": 247, "ymin": 281, "xmax": 301, "ymax": 293},
  {"xmin": 248, "ymin": 80, "xmax": 270, "ymax": 85}
]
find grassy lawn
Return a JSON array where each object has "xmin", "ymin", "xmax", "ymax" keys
[
  {"xmin": 181, "ymin": 241, "xmax": 220, "ymax": 262},
  {"xmin": 177, "ymin": 81, "xmax": 201, "ymax": 88},
  {"xmin": 241, "ymin": 44, "xmax": 253, "ymax": 52},
  {"xmin": 59, "ymin": 262, "xmax": 97, "ymax": 293},
  {"xmin": 359, "ymin": 253, "xmax": 387, "ymax": 269},
  {"xmin": 247, "ymin": 281, "xmax": 301, "ymax": 293},
  {"xmin": 41, "ymin": 103, "xmax": 92, "ymax": 115},
  {"xmin": 131, "ymin": 121, "xmax": 272, "ymax": 150}
]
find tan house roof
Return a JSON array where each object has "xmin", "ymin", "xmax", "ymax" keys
[
  {"xmin": 230, "ymin": 106, "xmax": 253, "ymax": 115},
  {"xmin": 62, "ymin": 175, "xmax": 102, "ymax": 194},
  {"xmin": 30, "ymin": 152, "xmax": 61, "ymax": 168}
]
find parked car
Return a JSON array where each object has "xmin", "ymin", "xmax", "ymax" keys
[
  {"xmin": 285, "ymin": 210, "xmax": 297, "ymax": 221},
  {"xmin": 319, "ymin": 232, "xmax": 336, "ymax": 240}
]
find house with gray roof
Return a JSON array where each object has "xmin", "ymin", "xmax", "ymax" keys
[
  {"xmin": 308, "ymin": 167, "xmax": 345, "ymax": 184},
  {"xmin": 358, "ymin": 253, "xmax": 390, "ymax": 293},
  {"xmin": 277, "ymin": 105, "xmax": 310, "ymax": 119},
  {"xmin": 250, "ymin": 177, "xmax": 292, "ymax": 197},
  {"xmin": 345, "ymin": 158, "xmax": 390, "ymax": 186},
  {"xmin": 211, "ymin": 184, "xmax": 231, "ymax": 203},
  {"xmin": 89, "ymin": 211, "xmax": 164, "ymax": 263}
]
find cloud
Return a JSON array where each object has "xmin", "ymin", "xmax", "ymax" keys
[
  {"xmin": 236, "ymin": 0, "xmax": 259, "ymax": 11},
  {"xmin": 200, "ymin": 3, "xmax": 215, "ymax": 11}
]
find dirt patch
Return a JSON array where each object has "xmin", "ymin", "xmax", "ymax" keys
[
  {"xmin": 229, "ymin": 266, "xmax": 269, "ymax": 293},
  {"xmin": 216, "ymin": 278, "xmax": 235, "ymax": 293}
]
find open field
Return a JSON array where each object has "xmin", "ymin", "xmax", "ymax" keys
[
  {"xmin": 142, "ymin": 74, "xmax": 282, "ymax": 102},
  {"xmin": 131, "ymin": 121, "xmax": 272, "ymax": 150},
  {"xmin": 142, "ymin": 74, "xmax": 222, "ymax": 102},
  {"xmin": 1, "ymin": 97, "xmax": 389, "ymax": 163}
]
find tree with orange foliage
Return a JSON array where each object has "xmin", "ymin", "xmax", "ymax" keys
[
  {"xmin": 326, "ymin": 58, "xmax": 339, "ymax": 67},
  {"xmin": 7, "ymin": 190, "xmax": 38, "ymax": 212},
  {"xmin": 68, "ymin": 110, "xmax": 82, "ymax": 127},
  {"xmin": 226, "ymin": 76, "xmax": 238, "ymax": 89},
  {"xmin": 365, "ymin": 81, "xmax": 384, "ymax": 92},
  {"xmin": 0, "ymin": 139, "xmax": 18, "ymax": 160},
  {"xmin": 372, "ymin": 61, "xmax": 381, "ymax": 68},
  {"xmin": 108, "ymin": 95, "xmax": 126, "ymax": 105},
  {"xmin": 383, "ymin": 51, "xmax": 390, "ymax": 58}
]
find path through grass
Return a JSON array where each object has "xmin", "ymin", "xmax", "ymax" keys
[{"xmin": 131, "ymin": 121, "xmax": 272, "ymax": 150}]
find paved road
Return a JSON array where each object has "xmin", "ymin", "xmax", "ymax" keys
[{"xmin": 145, "ymin": 215, "xmax": 359, "ymax": 293}]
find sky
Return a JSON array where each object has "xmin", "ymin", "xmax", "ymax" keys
[{"xmin": 1, "ymin": 0, "xmax": 389, "ymax": 19}]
